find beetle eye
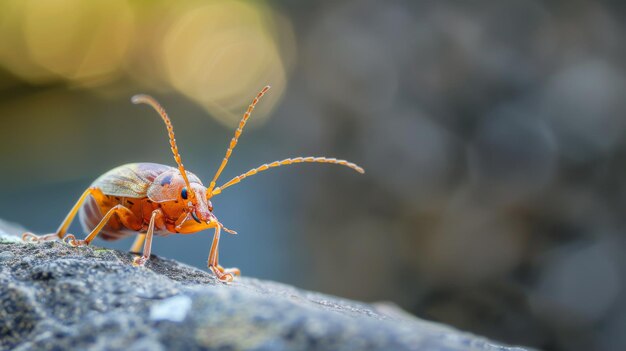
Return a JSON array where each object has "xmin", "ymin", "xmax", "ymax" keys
[{"xmin": 181, "ymin": 188, "xmax": 188, "ymax": 200}]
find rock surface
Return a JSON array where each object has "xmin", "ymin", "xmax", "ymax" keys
[{"xmin": 0, "ymin": 221, "xmax": 529, "ymax": 351}]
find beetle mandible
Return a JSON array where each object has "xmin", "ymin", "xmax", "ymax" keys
[{"xmin": 22, "ymin": 86, "xmax": 364, "ymax": 282}]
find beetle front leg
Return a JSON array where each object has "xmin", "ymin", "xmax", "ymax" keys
[
  {"xmin": 132, "ymin": 209, "xmax": 163, "ymax": 267},
  {"xmin": 22, "ymin": 187, "xmax": 102, "ymax": 243},
  {"xmin": 207, "ymin": 226, "xmax": 240, "ymax": 283}
]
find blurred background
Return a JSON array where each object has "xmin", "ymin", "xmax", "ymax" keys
[{"xmin": 0, "ymin": 0, "xmax": 625, "ymax": 350}]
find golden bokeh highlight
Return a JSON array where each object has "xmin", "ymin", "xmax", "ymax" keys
[
  {"xmin": 122, "ymin": 1, "xmax": 181, "ymax": 93},
  {"xmin": 0, "ymin": 0, "xmax": 293, "ymax": 126},
  {"xmin": 0, "ymin": 0, "xmax": 55, "ymax": 83},
  {"xmin": 23, "ymin": 0, "xmax": 134, "ymax": 85},
  {"xmin": 161, "ymin": 0, "xmax": 289, "ymax": 126}
]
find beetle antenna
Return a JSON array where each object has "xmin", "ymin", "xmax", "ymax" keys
[
  {"xmin": 207, "ymin": 86, "xmax": 271, "ymax": 197},
  {"xmin": 132, "ymin": 94, "xmax": 195, "ymax": 200},
  {"xmin": 209, "ymin": 156, "xmax": 364, "ymax": 196}
]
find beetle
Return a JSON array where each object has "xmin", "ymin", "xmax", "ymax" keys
[{"xmin": 22, "ymin": 86, "xmax": 364, "ymax": 282}]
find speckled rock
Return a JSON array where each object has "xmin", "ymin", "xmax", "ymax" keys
[{"xmin": 0, "ymin": 222, "xmax": 529, "ymax": 351}]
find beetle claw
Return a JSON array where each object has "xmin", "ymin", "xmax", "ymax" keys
[
  {"xmin": 132, "ymin": 256, "xmax": 147, "ymax": 267},
  {"xmin": 62, "ymin": 234, "xmax": 77, "ymax": 246},
  {"xmin": 62, "ymin": 234, "xmax": 87, "ymax": 247},
  {"xmin": 22, "ymin": 232, "xmax": 39, "ymax": 243},
  {"xmin": 219, "ymin": 273, "xmax": 235, "ymax": 283},
  {"xmin": 209, "ymin": 265, "xmax": 236, "ymax": 283},
  {"xmin": 22, "ymin": 232, "xmax": 60, "ymax": 243},
  {"xmin": 216, "ymin": 265, "xmax": 241, "ymax": 276}
]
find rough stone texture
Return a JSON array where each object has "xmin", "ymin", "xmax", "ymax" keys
[{"xmin": 0, "ymin": 221, "xmax": 530, "ymax": 351}]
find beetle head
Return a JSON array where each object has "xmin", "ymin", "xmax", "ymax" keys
[
  {"xmin": 132, "ymin": 94, "xmax": 239, "ymax": 235},
  {"xmin": 148, "ymin": 170, "xmax": 219, "ymax": 233}
]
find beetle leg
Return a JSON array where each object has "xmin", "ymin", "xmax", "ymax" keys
[
  {"xmin": 64, "ymin": 205, "xmax": 137, "ymax": 247},
  {"xmin": 207, "ymin": 226, "xmax": 239, "ymax": 283},
  {"xmin": 133, "ymin": 209, "xmax": 163, "ymax": 267},
  {"xmin": 22, "ymin": 187, "xmax": 102, "ymax": 243},
  {"xmin": 129, "ymin": 234, "xmax": 146, "ymax": 254},
  {"xmin": 22, "ymin": 232, "xmax": 59, "ymax": 243}
]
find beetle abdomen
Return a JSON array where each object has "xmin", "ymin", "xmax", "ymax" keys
[{"xmin": 78, "ymin": 195, "xmax": 136, "ymax": 240}]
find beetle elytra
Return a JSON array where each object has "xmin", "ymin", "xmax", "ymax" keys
[{"xmin": 22, "ymin": 86, "xmax": 364, "ymax": 282}]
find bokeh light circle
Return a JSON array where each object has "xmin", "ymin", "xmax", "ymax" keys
[{"xmin": 162, "ymin": 0, "xmax": 289, "ymax": 126}]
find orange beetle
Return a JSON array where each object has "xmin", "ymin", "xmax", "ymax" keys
[{"xmin": 22, "ymin": 86, "xmax": 364, "ymax": 282}]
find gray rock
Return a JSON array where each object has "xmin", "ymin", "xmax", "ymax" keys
[{"xmin": 0, "ymin": 224, "xmax": 530, "ymax": 351}]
